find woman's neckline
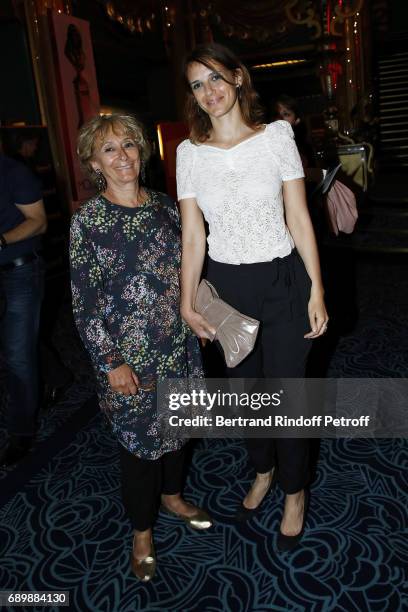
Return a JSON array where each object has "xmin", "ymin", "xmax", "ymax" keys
[
  {"xmin": 99, "ymin": 188, "xmax": 153, "ymax": 210},
  {"xmin": 196, "ymin": 124, "xmax": 267, "ymax": 151}
]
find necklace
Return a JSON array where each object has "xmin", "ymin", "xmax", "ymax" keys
[{"xmin": 103, "ymin": 186, "xmax": 149, "ymax": 208}]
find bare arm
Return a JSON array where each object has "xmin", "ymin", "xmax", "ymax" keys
[
  {"xmin": 179, "ymin": 197, "xmax": 216, "ymax": 339},
  {"xmin": 3, "ymin": 200, "xmax": 47, "ymax": 244},
  {"xmin": 283, "ymin": 178, "xmax": 328, "ymax": 337}
]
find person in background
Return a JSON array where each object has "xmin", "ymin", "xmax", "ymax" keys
[
  {"xmin": 273, "ymin": 94, "xmax": 347, "ymax": 240},
  {"xmin": 274, "ymin": 94, "xmax": 358, "ymax": 370},
  {"xmin": 10, "ymin": 129, "xmax": 40, "ymax": 175},
  {"xmin": 177, "ymin": 44, "xmax": 328, "ymax": 552},
  {"xmin": 8, "ymin": 130, "xmax": 73, "ymax": 407},
  {"xmin": 0, "ymin": 151, "xmax": 47, "ymax": 466},
  {"xmin": 273, "ymin": 94, "xmax": 324, "ymax": 184},
  {"xmin": 71, "ymin": 114, "xmax": 211, "ymax": 582}
]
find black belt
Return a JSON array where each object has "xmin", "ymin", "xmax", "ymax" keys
[{"xmin": 0, "ymin": 253, "xmax": 39, "ymax": 271}]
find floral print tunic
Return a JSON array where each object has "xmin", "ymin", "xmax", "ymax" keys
[{"xmin": 70, "ymin": 190, "xmax": 202, "ymax": 459}]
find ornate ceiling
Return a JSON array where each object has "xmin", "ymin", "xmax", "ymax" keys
[
  {"xmin": 30, "ymin": 0, "xmax": 365, "ymax": 45},
  {"xmin": 100, "ymin": 0, "xmax": 319, "ymax": 42}
]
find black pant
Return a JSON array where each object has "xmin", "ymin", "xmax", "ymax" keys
[
  {"xmin": 206, "ymin": 250, "xmax": 312, "ymax": 494},
  {"xmin": 118, "ymin": 443, "xmax": 185, "ymax": 531}
]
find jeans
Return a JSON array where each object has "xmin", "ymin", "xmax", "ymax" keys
[{"xmin": 0, "ymin": 257, "xmax": 44, "ymax": 436}]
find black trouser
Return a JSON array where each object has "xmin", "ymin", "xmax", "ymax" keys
[
  {"xmin": 118, "ymin": 443, "xmax": 185, "ymax": 531},
  {"xmin": 206, "ymin": 250, "xmax": 312, "ymax": 494}
]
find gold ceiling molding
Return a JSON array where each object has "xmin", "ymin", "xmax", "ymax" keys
[
  {"xmin": 104, "ymin": 0, "xmax": 165, "ymax": 34},
  {"xmin": 104, "ymin": 0, "xmax": 363, "ymax": 44},
  {"xmin": 285, "ymin": 0, "xmax": 322, "ymax": 40},
  {"xmin": 198, "ymin": 1, "xmax": 294, "ymax": 42},
  {"xmin": 103, "ymin": 1, "xmax": 305, "ymax": 42}
]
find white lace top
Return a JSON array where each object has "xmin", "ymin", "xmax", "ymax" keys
[{"xmin": 176, "ymin": 120, "xmax": 305, "ymax": 264}]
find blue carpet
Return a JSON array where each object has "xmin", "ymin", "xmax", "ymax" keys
[
  {"xmin": 0, "ymin": 256, "xmax": 407, "ymax": 611},
  {"xmin": 0, "ymin": 421, "xmax": 406, "ymax": 611}
]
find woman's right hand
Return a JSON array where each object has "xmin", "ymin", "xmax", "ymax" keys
[
  {"xmin": 107, "ymin": 363, "xmax": 140, "ymax": 395},
  {"xmin": 181, "ymin": 308, "xmax": 216, "ymax": 341}
]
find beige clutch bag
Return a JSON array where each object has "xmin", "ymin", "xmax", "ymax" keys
[{"xmin": 194, "ymin": 279, "xmax": 260, "ymax": 368}]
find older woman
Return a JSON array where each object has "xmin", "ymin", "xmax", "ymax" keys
[{"xmin": 70, "ymin": 114, "xmax": 211, "ymax": 582}]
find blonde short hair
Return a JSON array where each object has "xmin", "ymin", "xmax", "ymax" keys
[{"xmin": 77, "ymin": 113, "xmax": 151, "ymax": 181}]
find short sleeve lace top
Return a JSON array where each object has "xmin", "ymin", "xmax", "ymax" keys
[{"xmin": 176, "ymin": 120, "xmax": 305, "ymax": 264}]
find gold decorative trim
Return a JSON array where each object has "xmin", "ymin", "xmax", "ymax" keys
[
  {"xmin": 285, "ymin": 0, "xmax": 322, "ymax": 40},
  {"xmin": 331, "ymin": 0, "xmax": 364, "ymax": 36}
]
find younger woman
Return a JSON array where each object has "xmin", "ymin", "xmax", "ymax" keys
[{"xmin": 176, "ymin": 44, "xmax": 328, "ymax": 551}]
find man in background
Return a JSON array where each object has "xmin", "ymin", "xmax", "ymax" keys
[{"xmin": 0, "ymin": 150, "xmax": 47, "ymax": 466}]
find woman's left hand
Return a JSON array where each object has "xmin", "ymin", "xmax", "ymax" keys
[
  {"xmin": 304, "ymin": 292, "xmax": 329, "ymax": 338},
  {"xmin": 107, "ymin": 363, "xmax": 140, "ymax": 395}
]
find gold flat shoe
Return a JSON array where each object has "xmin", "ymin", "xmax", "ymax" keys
[
  {"xmin": 130, "ymin": 537, "xmax": 156, "ymax": 582},
  {"xmin": 161, "ymin": 504, "xmax": 213, "ymax": 530}
]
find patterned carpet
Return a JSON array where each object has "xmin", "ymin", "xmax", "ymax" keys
[{"xmin": 0, "ymin": 254, "xmax": 407, "ymax": 612}]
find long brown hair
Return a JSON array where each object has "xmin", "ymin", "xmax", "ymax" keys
[{"xmin": 183, "ymin": 43, "xmax": 265, "ymax": 144}]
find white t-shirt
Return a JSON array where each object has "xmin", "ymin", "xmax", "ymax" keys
[{"xmin": 176, "ymin": 120, "xmax": 305, "ymax": 265}]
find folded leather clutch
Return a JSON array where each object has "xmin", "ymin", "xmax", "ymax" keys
[{"xmin": 195, "ymin": 279, "xmax": 260, "ymax": 368}]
